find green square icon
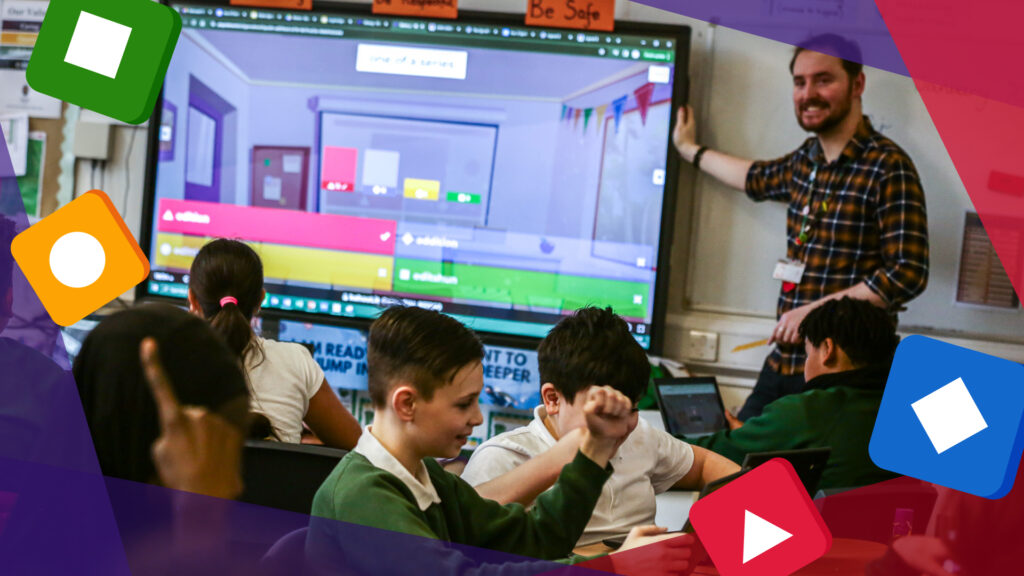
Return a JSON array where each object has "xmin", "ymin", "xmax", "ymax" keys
[{"xmin": 27, "ymin": 0, "xmax": 181, "ymax": 125}]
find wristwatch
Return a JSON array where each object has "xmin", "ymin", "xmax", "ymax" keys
[{"xmin": 692, "ymin": 146, "xmax": 709, "ymax": 170}]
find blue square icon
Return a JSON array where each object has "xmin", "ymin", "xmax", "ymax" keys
[{"xmin": 870, "ymin": 335, "xmax": 1024, "ymax": 498}]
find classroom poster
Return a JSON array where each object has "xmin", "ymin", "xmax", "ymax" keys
[
  {"xmin": 487, "ymin": 410, "xmax": 532, "ymax": 439},
  {"xmin": 480, "ymin": 344, "xmax": 541, "ymax": 409},
  {"xmin": 15, "ymin": 129, "xmax": 42, "ymax": 216},
  {"xmin": 0, "ymin": 113, "xmax": 27, "ymax": 175},
  {"xmin": 0, "ymin": 0, "xmax": 62, "ymax": 119},
  {"xmin": 275, "ymin": 319, "xmax": 369, "ymax": 390}
]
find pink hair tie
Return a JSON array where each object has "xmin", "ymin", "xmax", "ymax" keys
[{"xmin": 219, "ymin": 296, "xmax": 238, "ymax": 308}]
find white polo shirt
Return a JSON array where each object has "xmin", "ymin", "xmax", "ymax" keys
[
  {"xmin": 462, "ymin": 405, "xmax": 695, "ymax": 546},
  {"xmin": 354, "ymin": 426, "xmax": 442, "ymax": 511},
  {"xmin": 245, "ymin": 338, "xmax": 324, "ymax": 443}
]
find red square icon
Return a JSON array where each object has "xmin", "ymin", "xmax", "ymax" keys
[
  {"xmin": 689, "ymin": 459, "xmax": 831, "ymax": 576},
  {"xmin": 321, "ymin": 146, "xmax": 357, "ymax": 192}
]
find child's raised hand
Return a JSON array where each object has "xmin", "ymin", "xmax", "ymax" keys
[
  {"xmin": 582, "ymin": 385, "xmax": 634, "ymax": 442},
  {"xmin": 143, "ymin": 338, "xmax": 245, "ymax": 500},
  {"xmin": 576, "ymin": 386, "xmax": 636, "ymax": 468}
]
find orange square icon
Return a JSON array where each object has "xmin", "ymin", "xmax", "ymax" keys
[{"xmin": 11, "ymin": 189, "xmax": 149, "ymax": 326}]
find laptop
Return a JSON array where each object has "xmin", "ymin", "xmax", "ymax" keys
[
  {"xmin": 654, "ymin": 377, "xmax": 728, "ymax": 438},
  {"xmin": 741, "ymin": 447, "xmax": 831, "ymax": 496}
]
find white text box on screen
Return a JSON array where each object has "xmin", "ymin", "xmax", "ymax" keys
[{"xmin": 356, "ymin": 43, "xmax": 468, "ymax": 80}]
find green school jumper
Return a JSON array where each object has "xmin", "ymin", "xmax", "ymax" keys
[
  {"xmin": 691, "ymin": 366, "xmax": 898, "ymax": 490},
  {"xmin": 310, "ymin": 449, "xmax": 612, "ymax": 564}
]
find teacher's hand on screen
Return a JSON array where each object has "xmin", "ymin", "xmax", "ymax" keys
[
  {"xmin": 142, "ymin": 337, "xmax": 245, "ymax": 500},
  {"xmin": 673, "ymin": 105, "xmax": 699, "ymax": 160}
]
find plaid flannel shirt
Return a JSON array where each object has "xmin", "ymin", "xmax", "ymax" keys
[{"xmin": 746, "ymin": 117, "xmax": 929, "ymax": 376}]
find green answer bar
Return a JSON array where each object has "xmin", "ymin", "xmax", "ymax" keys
[
  {"xmin": 447, "ymin": 191, "xmax": 481, "ymax": 204},
  {"xmin": 642, "ymin": 49, "xmax": 673, "ymax": 62},
  {"xmin": 393, "ymin": 259, "xmax": 650, "ymax": 317}
]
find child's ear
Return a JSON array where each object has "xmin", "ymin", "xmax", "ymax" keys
[
  {"xmin": 391, "ymin": 385, "xmax": 417, "ymax": 422},
  {"xmin": 541, "ymin": 383, "xmax": 560, "ymax": 415},
  {"xmin": 822, "ymin": 337, "xmax": 839, "ymax": 366},
  {"xmin": 187, "ymin": 289, "xmax": 201, "ymax": 316}
]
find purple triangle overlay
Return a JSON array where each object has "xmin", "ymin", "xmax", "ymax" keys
[{"xmin": 632, "ymin": 0, "xmax": 908, "ymax": 76}]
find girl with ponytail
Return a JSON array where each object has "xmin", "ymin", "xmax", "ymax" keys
[{"xmin": 188, "ymin": 239, "xmax": 361, "ymax": 449}]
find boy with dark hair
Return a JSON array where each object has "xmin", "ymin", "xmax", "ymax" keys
[
  {"xmin": 309, "ymin": 306, "xmax": 693, "ymax": 573},
  {"xmin": 463, "ymin": 307, "xmax": 739, "ymax": 547},
  {"xmin": 690, "ymin": 297, "xmax": 900, "ymax": 489}
]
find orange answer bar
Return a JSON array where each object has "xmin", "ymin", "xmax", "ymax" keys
[{"xmin": 154, "ymin": 233, "xmax": 394, "ymax": 291}]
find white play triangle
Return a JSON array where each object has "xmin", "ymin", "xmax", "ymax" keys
[{"xmin": 742, "ymin": 510, "xmax": 792, "ymax": 564}]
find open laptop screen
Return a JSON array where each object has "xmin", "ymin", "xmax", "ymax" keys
[{"xmin": 656, "ymin": 378, "xmax": 727, "ymax": 438}]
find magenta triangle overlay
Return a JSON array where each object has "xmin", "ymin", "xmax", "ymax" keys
[
  {"xmin": 633, "ymin": 0, "xmax": 1024, "ymax": 303},
  {"xmin": 872, "ymin": 0, "xmax": 1024, "ymax": 303}
]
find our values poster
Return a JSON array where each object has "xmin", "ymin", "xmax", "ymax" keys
[{"xmin": 0, "ymin": 0, "xmax": 61, "ymax": 119}]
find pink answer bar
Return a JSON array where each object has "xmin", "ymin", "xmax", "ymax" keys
[{"xmin": 157, "ymin": 199, "xmax": 397, "ymax": 255}]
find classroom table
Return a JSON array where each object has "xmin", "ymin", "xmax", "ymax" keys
[
  {"xmin": 690, "ymin": 538, "xmax": 888, "ymax": 575},
  {"xmin": 573, "ymin": 542, "xmax": 614, "ymax": 557},
  {"xmin": 576, "ymin": 538, "xmax": 885, "ymax": 573},
  {"xmin": 575, "ymin": 537, "xmax": 886, "ymax": 574}
]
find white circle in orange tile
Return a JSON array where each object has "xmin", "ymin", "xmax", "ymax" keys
[{"xmin": 49, "ymin": 231, "xmax": 106, "ymax": 288}]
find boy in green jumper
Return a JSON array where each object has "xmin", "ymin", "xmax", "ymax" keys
[
  {"xmin": 307, "ymin": 306, "xmax": 693, "ymax": 574},
  {"xmin": 690, "ymin": 297, "xmax": 900, "ymax": 489}
]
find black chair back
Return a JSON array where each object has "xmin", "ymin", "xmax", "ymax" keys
[{"xmin": 240, "ymin": 440, "xmax": 347, "ymax": 514}]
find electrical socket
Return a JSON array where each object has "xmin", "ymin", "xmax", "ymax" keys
[
  {"xmin": 684, "ymin": 330, "xmax": 719, "ymax": 362},
  {"xmin": 73, "ymin": 121, "xmax": 112, "ymax": 160}
]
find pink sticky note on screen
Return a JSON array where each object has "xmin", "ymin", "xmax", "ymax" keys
[{"xmin": 322, "ymin": 146, "xmax": 358, "ymax": 192}]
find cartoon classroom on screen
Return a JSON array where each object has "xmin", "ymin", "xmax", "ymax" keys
[{"xmin": 2, "ymin": 0, "xmax": 1022, "ymax": 575}]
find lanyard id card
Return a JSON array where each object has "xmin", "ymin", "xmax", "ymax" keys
[{"xmin": 773, "ymin": 259, "xmax": 806, "ymax": 284}]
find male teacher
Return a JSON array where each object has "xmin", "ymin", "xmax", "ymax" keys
[{"xmin": 673, "ymin": 34, "xmax": 929, "ymax": 421}]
